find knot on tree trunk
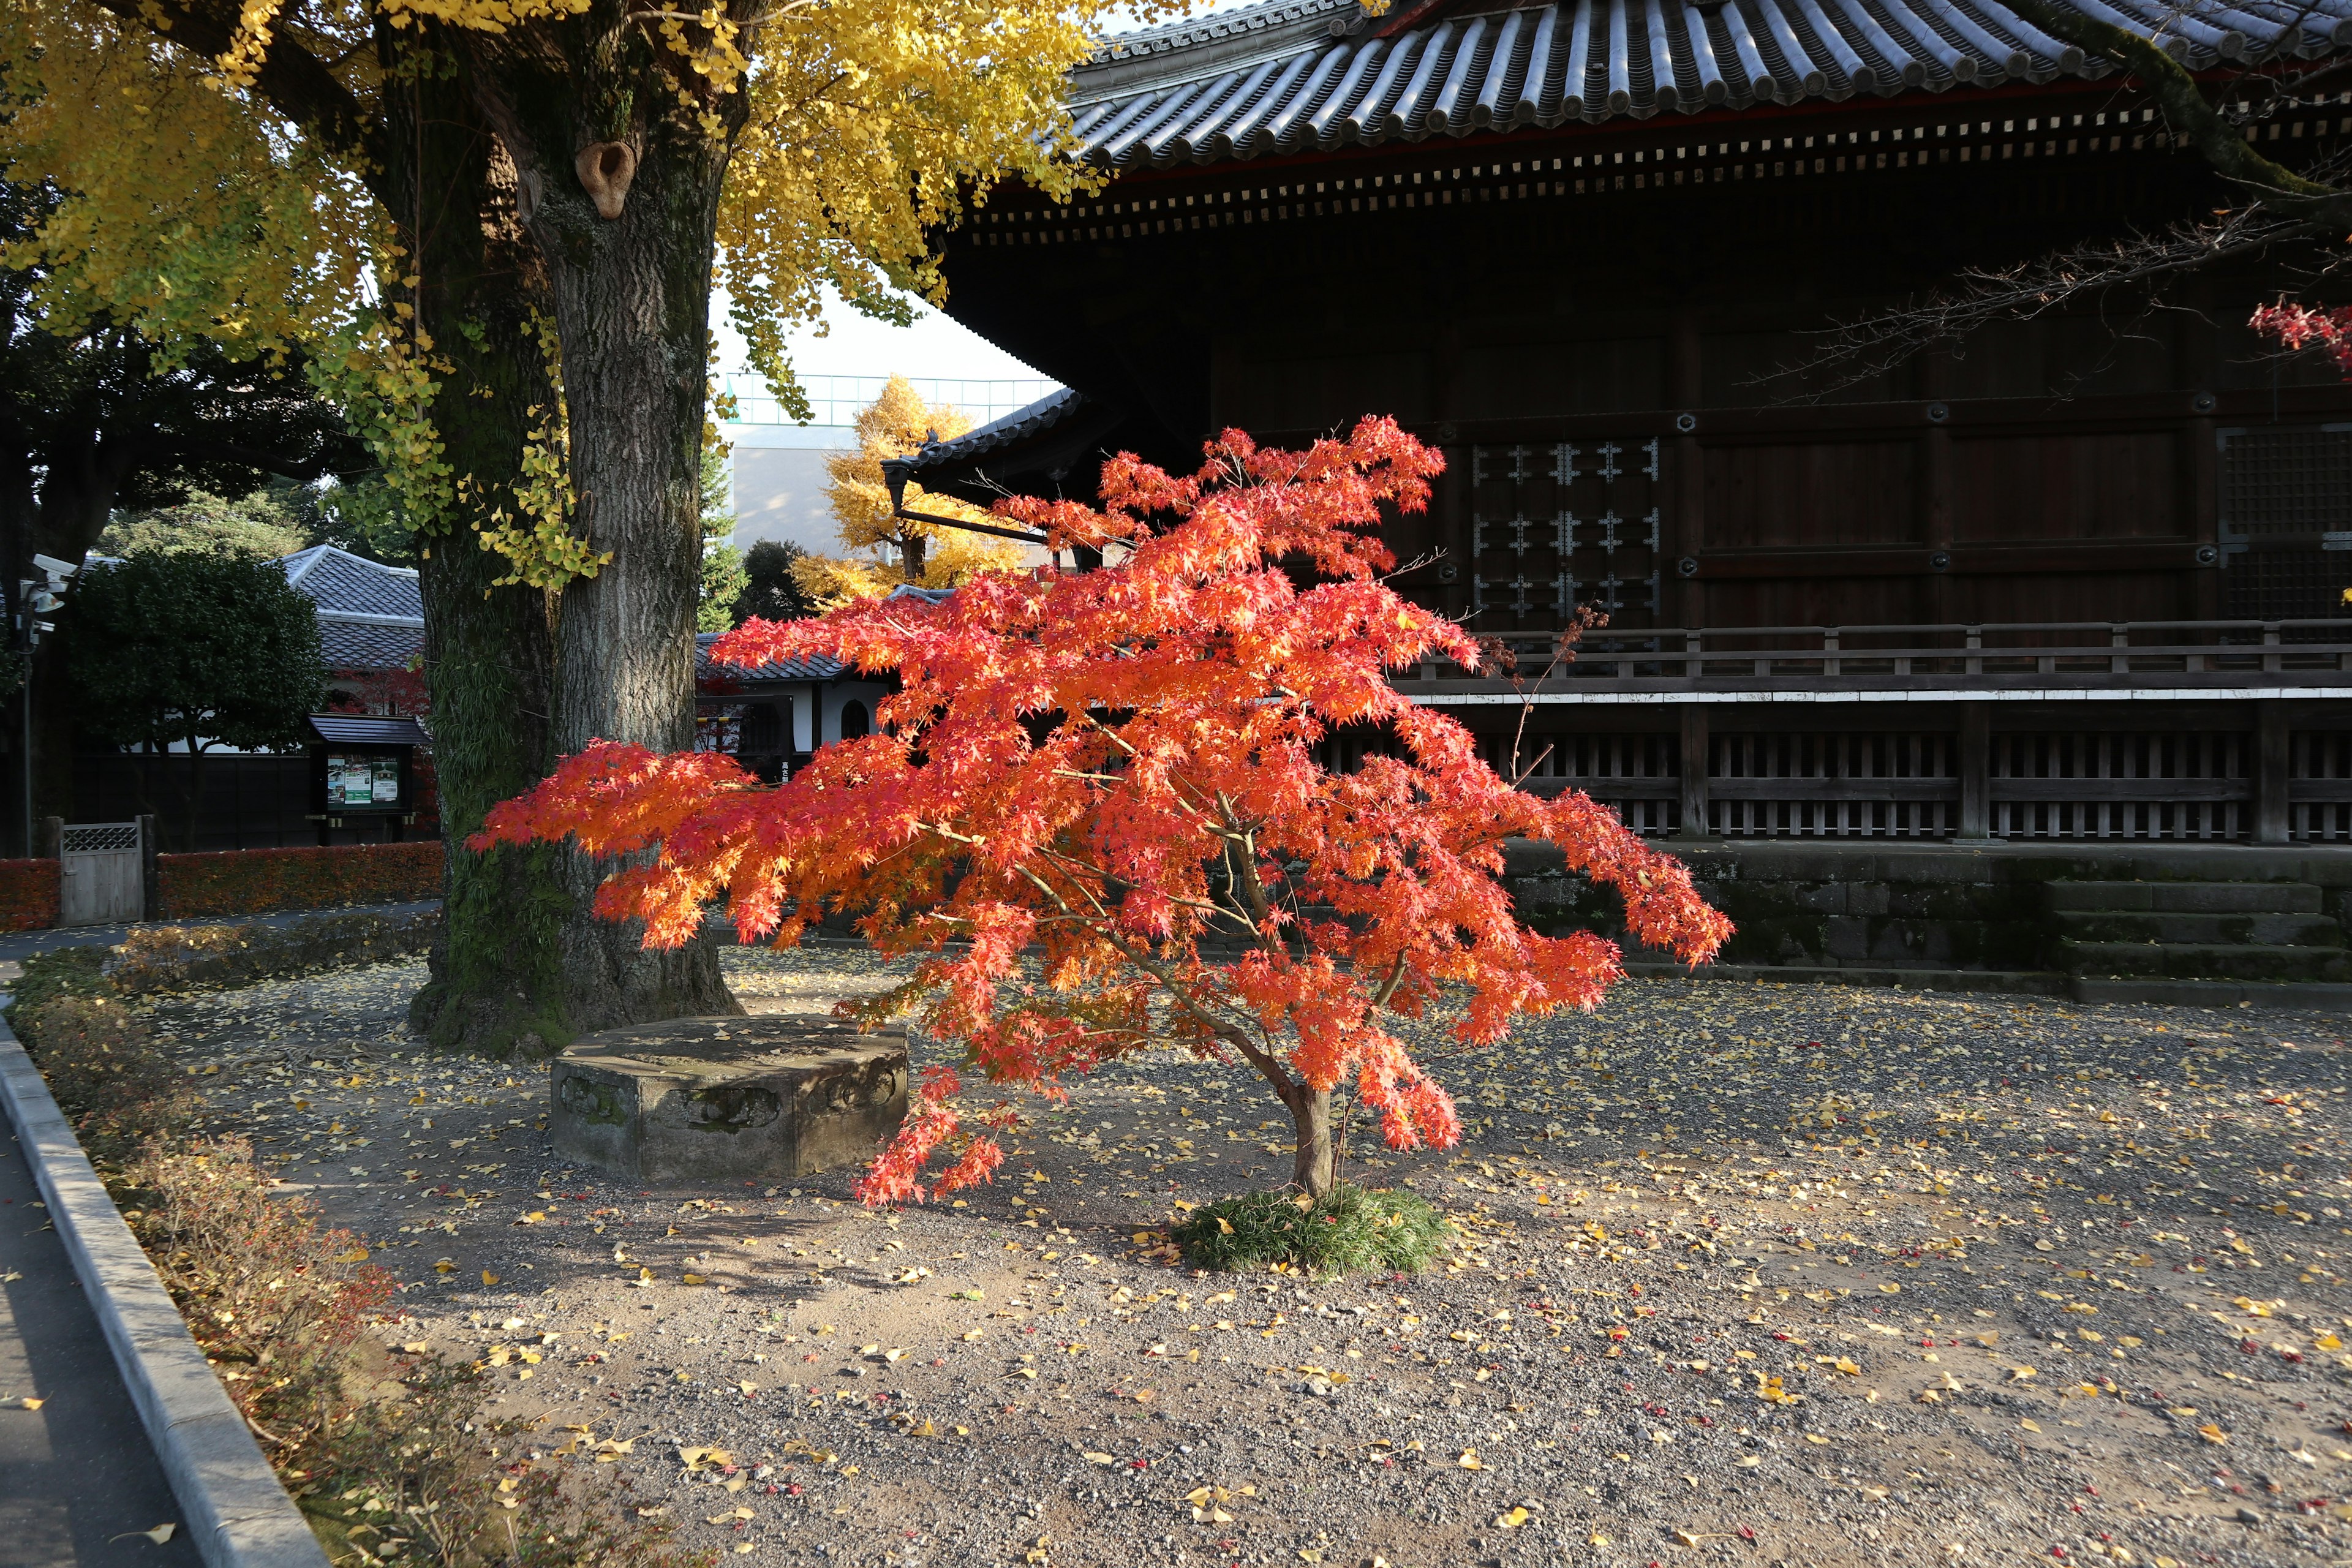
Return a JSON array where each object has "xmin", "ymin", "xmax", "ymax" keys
[{"xmin": 575, "ymin": 142, "xmax": 637, "ymax": 219}]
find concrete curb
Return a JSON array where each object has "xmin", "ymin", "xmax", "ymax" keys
[{"xmin": 0, "ymin": 1006, "xmax": 330, "ymax": 1568}]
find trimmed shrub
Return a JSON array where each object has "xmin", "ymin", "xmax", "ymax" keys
[
  {"xmin": 22, "ymin": 960, "xmax": 703, "ymax": 1567},
  {"xmin": 17, "ymin": 993, "xmax": 202, "ymax": 1164},
  {"xmin": 103, "ymin": 908, "xmax": 439, "ymax": 995},
  {"xmin": 159, "ymin": 840, "xmax": 443, "ymax": 919},
  {"xmin": 1172, "ymin": 1183, "xmax": 1452, "ymax": 1278},
  {"xmin": 7, "ymin": 946, "xmax": 113, "ymax": 1022},
  {"xmin": 0, "ymin": 858, "xmax": 59, "ymax": 929}
]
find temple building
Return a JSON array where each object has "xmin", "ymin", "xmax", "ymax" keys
[{"xmin": 902, "ymin": 0, "xmax": 2352, "ymax": 868}]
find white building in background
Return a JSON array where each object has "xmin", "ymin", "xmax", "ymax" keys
[
  {"xmin": 718, "ymin": 375, "xmax": 1060, "ymax": 554},
  {"xmin": 726, "ymin": 424, "xmax": 856, "ymax": 554}
]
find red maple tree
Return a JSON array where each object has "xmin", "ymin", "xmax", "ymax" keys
[
  {"xmin": 2252, "ymin": 303, "xmax": 2352, "ymax": 377},
  {"xmin": 478, "ymin": 418, "xmax": 1731, "ymax": 1204}
]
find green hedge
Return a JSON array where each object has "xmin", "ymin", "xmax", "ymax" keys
[
  {"xmin": 0, "ymin": 858, "xmax": 60, "ymax": 930},
  {"xmin": 158, "ymin": 842, "xmax": 443, "ymax": 919}
]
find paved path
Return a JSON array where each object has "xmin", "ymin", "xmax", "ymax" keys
[
  {"xmin": 0, "ymin": 1123, "xmax": 201, "ymax": 1568},
  {"xmin": 0, "ymin": 900, "xmax": 441, "ymax": 965}
]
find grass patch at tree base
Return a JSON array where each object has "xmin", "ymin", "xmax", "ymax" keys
[{"xmin": 1172, "ymin": 1183, "xmax": 1451, "ymax": 1278}]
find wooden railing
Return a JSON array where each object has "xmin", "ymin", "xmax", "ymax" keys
[{"xmin": 1395, "ymin": 619, "xmax": 2352, "ymax": 688}]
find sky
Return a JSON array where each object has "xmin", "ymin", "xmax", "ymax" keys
[{"xmin": 716, "ymin": 0, "xmax": 1264, "ymax": 391}]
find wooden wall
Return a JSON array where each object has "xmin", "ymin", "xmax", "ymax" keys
[{"xmin": 940, "ymin": 83, "xmax": 2352, "ymax": 636}]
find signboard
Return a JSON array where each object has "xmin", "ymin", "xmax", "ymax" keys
[
  {"xmin": 314, "ymin": 747, "xmax": 407, "ymax": 815},
  {"xmin": 325, "ymin": 752, "xmax": 401, "ymax": 809}
]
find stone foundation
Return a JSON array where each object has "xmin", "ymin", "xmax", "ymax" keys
[
  {"xmin": 550, "ymin": 1016, "xmax": 909, "ymax": 1185},
  {"xmin": 1506, "ymin": 839, "xmax": 2352, "ymax": 973}
]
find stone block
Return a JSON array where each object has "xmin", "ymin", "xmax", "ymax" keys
[{"xmin": 551, "ymin": 1016, "xmax": 909, "ymax": 1185}]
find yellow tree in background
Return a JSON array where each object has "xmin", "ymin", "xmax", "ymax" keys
[
  {"xmin": 1, "ymin": 0, "xmax": 1163, "ymax": 1048},
  {"xmin": 796, "ymin": 376, "xmax": 1022, "ymax": 607}
]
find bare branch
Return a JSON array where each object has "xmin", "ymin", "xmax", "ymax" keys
[{"xmin": 1760, "ymin": 208, "xmax": 2304, "ymax": 399}]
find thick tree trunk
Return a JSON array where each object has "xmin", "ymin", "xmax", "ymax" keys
[
  {"xmin": 1289, "ymin": 1084, "xmax": 1336, "ymax": 1199},
  {"xmin": 473, "ymin": 39, "xmax": 741, "ymax": 1031},
  {"xmin": 391, "ymin": 48, "xmax": 574, "ymax": 1055}
]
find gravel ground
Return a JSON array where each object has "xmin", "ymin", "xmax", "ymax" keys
[{"xmin": 129, "ymin": 946, "xmax": 2352, "ymax": 1568}]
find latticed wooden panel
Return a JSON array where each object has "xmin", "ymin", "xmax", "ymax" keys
[
  {"xmin": 1991, "ymin": 731, "xmax": 2246, "ymax": 840},
  {"xmin": 2220, "ymin": 426, "xmax": 2352, "ymax": 538},
  {"xmin": 1708, "ymin": 733, "xmax": 1956, "ymax": 839},
  {"xmin": 1468, "ymin": 440, "xmax": 1662, "ymax": 634},
  {"xmin": 2218, "ymin": 425, "xmax": 2352, "ymax": 621},
  {"xmin": 2290, "ymin": 731, "xmax": 2352, "ymax": 842},
  {"xmin": 1473, "ymin": 732, "xmax": 1680, "ymax": 835},
  {"xmin": 2221, "ymin": 548, "xmax": 2352, "ymax": 621}
]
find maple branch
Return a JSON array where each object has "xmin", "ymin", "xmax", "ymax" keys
[{"xmin": 995, "ymin": 840, "xmax": 1273, "ymax": 1066}]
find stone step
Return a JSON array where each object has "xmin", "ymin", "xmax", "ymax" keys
[
  {"xmin": 2068, "ymin": 978, "xmax": 2352, "ymax": 1011},
  {"xmin": 2043, "ymin": 880, "xmax": 2323, "ymax": 914},
  {"xmin": 2050, "ymin": 910, "xmax": 2348, "ymax": 947},
  {"xmin": 2054, "ymin": 940, "xmax": 2352, "ymax": 984}
]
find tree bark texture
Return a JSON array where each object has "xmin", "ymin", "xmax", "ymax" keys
[
  {"xmin": 1287, "ymin": 1084, "xmax": 1336, "ymax": 1199},
  {"xmin": 465, "ymin": 21, "xmax": 743, "ymax": 1031},
  {"xmin": 390, "ymin": 45, "xmax": 575, "ymax": 1055}
]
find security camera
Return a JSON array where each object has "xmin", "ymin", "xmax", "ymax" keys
[{"xmin": 31, "ymin": 554, "xmax": 78, "ymax": 579}]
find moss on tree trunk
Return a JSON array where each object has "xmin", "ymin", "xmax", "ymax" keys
[
  {"xmin": 394, "ymin": 51, "xmax": 572, "ymax": 1054},
  {"xmin": 475, "ymin": 38, "xmax": 742, "ymax": 1030}
]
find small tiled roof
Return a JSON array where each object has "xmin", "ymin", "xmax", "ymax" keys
[
  {"xmin": 896, "ymin": 390, "xmax": 1095, "ymax": 476},
  {"xmin": 282, "ymin": 545, "xmax": 424, "ymax": 673},
  {"xmin": 284, "ymin": 545, "xmax": 422, "ymax": 619},
  {"xmin": 696, "ymin": 631, "xmax": 846, "ymax": 687},
  {"xmin": 309, "ymin": 714, "xmax": 431, "ymax": 746},
  {"xmin": 1068, "ymin": 0, "xmax": 2352, "ymax": 170}
]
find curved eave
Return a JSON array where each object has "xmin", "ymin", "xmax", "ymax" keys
[{"xmin": 1070, "ymin": 0, "xmax": 2352, "ymax": 172}]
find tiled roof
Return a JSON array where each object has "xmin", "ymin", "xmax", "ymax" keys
[
  {"xmin": 696, "ymin": 631, "xmax": 846, "ymax": 686},
  {"xmin": 319, "ymin": 619, "xmax": 424, "ymax": 671},
  {"xmin": 283, "ymin": 545, "xmax": 422, "ymax": 619},
  {"xmin": 309, "ymin": 714, "xmax": 432, "ymax": 746},
  {"xmin": 895, "ymin": 390, "xmax": 1095, "ymax": 476},
  {"xmin": 1069, "ymin": 0, "xmax": 2352, "ymax": 169},
  {"xmin": 282, "ymin": 545, "xmax": 424, "ymax": 673}
]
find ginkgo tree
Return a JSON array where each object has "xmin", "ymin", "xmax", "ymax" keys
[
  {"xmin": 479, "ymin": 419, "xmax": 1732, "ymax": 1202},
  {"xmin": 2, "ymin": 0, "xmax": 1150, "ymax": 1047},
  {"xmin": 795, "ymin": 374, "xmax": 1023, "ymax": 607}
]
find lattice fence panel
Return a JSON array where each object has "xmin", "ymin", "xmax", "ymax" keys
[
  {"xmin": 1547, "ymin": 733, "xmax": 1680, "ymax": 836},
  {"xmin": 2291, "ymin": 730, "xmax": 2352, "ymax": 842},
  {"xmin": 1991, "ymin": 732, "xmax": 2246, "ymax": 841},
  {"xmin": 61, "ymin": 821, "xmax": 141, "ymax": 854},
  {"xmin": 1707, "ymin": 733, "xmax": 1956, "ymax": 838}
]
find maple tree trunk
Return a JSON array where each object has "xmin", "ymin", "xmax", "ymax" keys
[
  {"xmin": 480, "ymin": 49, "xmax": 742, "ymax": 1031},
  {"xmin": 1288, "ymin": 1084, "xmax": 1337, "ymax": 1199},
  {"xmin": 393, "ymin": 53, "xmax": 572, "ymax": 1055}
]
